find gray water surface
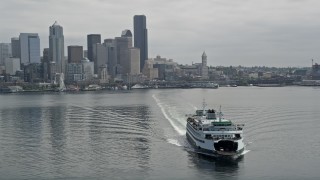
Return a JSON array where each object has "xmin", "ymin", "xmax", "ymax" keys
[{"xmin": 0, "ymin": 87, "xmax": 319, "ymax": 179}]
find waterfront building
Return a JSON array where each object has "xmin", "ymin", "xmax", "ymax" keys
[
  {"xmin": 180, "ymin": 64, "xmax": 199, "ymax": 77},
  {"xmin": 5, "ymin": 58, "xmax": 20, "ymax": 75},
  {"xmin": 23, "ymin": 63, "xmax": 42, "ymax": 83},
  {"xmin": 134, "ymin": 15, "xmax": 148, "ymax": 72},
  {"xmin": 68, "ymin": 46, "xmax": 83, "ymax": 63},
  {"xmin": 19, "ymin": 33, "xmax": 40, "ymax": 65},
  {"xmin": 98, "ymin": 64, "xmax": 108, "ymax": 83},
  {"xmin": 152, "ymin": 55, "xmax": 179, "ymax": 81},
  {"xmin": 87, "ymin": 34, "xmax": 101, "ymax": 62},
  {"xmin": 311, "ymin": 63, "xmax": 320, "ymax": 80},
  {"xmin": 49, "ymin": 21, "xmax": 65, "ymax": 73},
  {"xmin": 82, "ymin": 58, "xmax": 94, "ymax": 80},
  {"xmin": 66, "ymin": 63, "xmax": 83, "ymax": 82},
  {"xmin": 142, "ymin": 59, "xmax": 158, "ymax": 80},
  {"xmin": 11, "ymin": 38, "xmax": 20, "ymax": 58},
  {"xmin": 0, "ymin": 43, "xmax": 12, "ymax": 65}
]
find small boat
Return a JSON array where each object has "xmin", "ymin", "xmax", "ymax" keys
[
  {"xmin": 131, "ymin": 84, "xmax": 148, "ymax": 89},
  {"xmin": 186, "ymin": 101, "xmax": 245, "ymax": 157}
]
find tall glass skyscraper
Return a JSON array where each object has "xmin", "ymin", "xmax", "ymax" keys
[
  {"xmin": 19, "ymin": 33, "xmax": 40, "ymax": 65},
  {"xmin": 49, "ymin": 21, "xmax": 65, "ymax": 73},
  {"xmin": 87, "ymin": 34, "xmax": 101, "ymax": 62},
  {"xmin": 133, "ymin": 15, "xmax": 148, "ymax": 72}
]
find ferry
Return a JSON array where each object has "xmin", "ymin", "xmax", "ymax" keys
[{"xmin": 186, "ymin": 101, "xmax": 245, "ymax": 157}]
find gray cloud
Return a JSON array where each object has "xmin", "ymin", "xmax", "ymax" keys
[{"xmin": 0, "ymin": 0, "xmax": 319, "ymax": 67}]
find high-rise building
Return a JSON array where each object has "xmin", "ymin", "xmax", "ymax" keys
[
  {"xmin": 115, "ymin": 30, "xmax": 133, "ymax": 76},
  {"xmin": 0, "ymin": 43, "xmax": 12, "ymax": 65},
  {"xmin": 19, "ymin": 33, "xmax": 40, "ymax": 65},
  {"xmin": 134, "ymin": 15, "xmax": 148, "ymax": 72},
  {"xmin": 11, "ymin": 37, "xmax": 20, "ymax": 58},
  {"xmin": 42, "ymin": 48, "xmax": 49, "ymax": 81},
  {"xmin": 104, "ymin": 39, "xmax": 117, "ymax": 77},
  {"xmin": 49, "ymin": 21, "xmax": 65, "ymax": 73},
  {"xmin": 125, "ymin": 48, "xmax": 140, "ymax": 75},
  {"xmin": 87, "ymin": 34, "xmax": 101, "ymax": 62},
  {"xmin": 5, "ymin": 58, "xmax": 20, "ymax": 75},
  {"xmin": 93, "ymin": 43, "xmax": 108, "ymax": 74},
  {"xmin": 68, "ymin": 46, "xmax": 83, "ymax": 63}
]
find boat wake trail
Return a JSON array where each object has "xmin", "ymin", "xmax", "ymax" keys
[
  {"xmin": 241, "ymin": 149, "xmax": 250, "ymax": 155},
  {"xmin": 167, "ymin": 138, "xmax": 183, "ymax": 147},
  {"xmin": 152, "ymin": 94, "xmax": 186, "ymax": 136}
]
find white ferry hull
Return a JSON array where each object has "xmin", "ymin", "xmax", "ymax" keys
[{"xmin": 186, "ymin": 123, "xmax": 245, "ymax": 156}]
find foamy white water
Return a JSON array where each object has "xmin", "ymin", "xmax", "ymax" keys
[
  {"xmin": 167, "ymin": 138, "xmax": 183, "ymax": 147},
  {"xmin": 152, "ymin": 94, "xmax": 186, "ymax": 135}
]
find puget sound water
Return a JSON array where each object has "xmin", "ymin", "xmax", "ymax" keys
[{"xmin": 0, "ymin": 87, "xmax": 320, "ymax": 180}]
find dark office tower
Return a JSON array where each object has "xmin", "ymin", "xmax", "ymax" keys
[
  {"xmin": 104, "ymin": 39, "xmax": 117, "ymax": 76},
  {"xmin": 68, "ymin": 46, "xmax": 83, "ymax": 63},
  {"xmin": 11, "ymin": 37, "xmax": 20, "ymax": 58},
  {"xmin": 42, "ymin": 48, "xmax": 49, "ymax": 81},
  {"xmin": 87, "ymin": 34, "xmax": 101, "ymax": 62},
  {"xmin": 134, "ymin": 15, "xmax": 148, "ymax": 72}
]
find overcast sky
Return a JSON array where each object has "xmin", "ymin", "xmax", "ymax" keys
[{"xmin": 1, "ymin": 0, "xmax": 320, "ymax": 67}]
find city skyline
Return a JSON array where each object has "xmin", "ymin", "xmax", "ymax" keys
[{"xmin": 1, "ymin": 0, "xmax": 320, "ymax": 67}]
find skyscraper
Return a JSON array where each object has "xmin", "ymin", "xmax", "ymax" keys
[
  {"xmin": 0, "ymin": 43, "xmax": 11, "ymax": 65},
  {"xmin": 87, "ymin": 34, "xmax": 101, "ymax": 62},
  {"xmin": 115, "ymin": 30, "xmax": 133, "ymax": 76},
  {"xmin": 11, "ymin": 37, "xmax": 20, "ymax": 58},
  {"xmin": 19, "ymin": 33, "xmax": 40, "ymax": 65},
  {"xmin": 134, "ymin": 15, "xmax": 148, "ymax": 72},
  {"xmin": 68, "ymin": 46, "xmax": 83, "ymax": 63},
  {"xmin": 104, "ymin": 39, "xmax": 117, "ymax": 77},
  {"xmin": 93, "ymin": 43, "xmax": 108, "ymax": 74},
  {"xmin": 125, "ymin": 48, "xmax": 140, "ymax": 75},
  {"xmin": 49, "ymin": 21, "xmax": 65, "ymax": 73},
  {"xmin": 5, "ymin": 58, "xmax": 20, "ymax": 75},
  {"xmin": 42, "ymin": 48, "xmax": 49, "ymax": 81}
]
